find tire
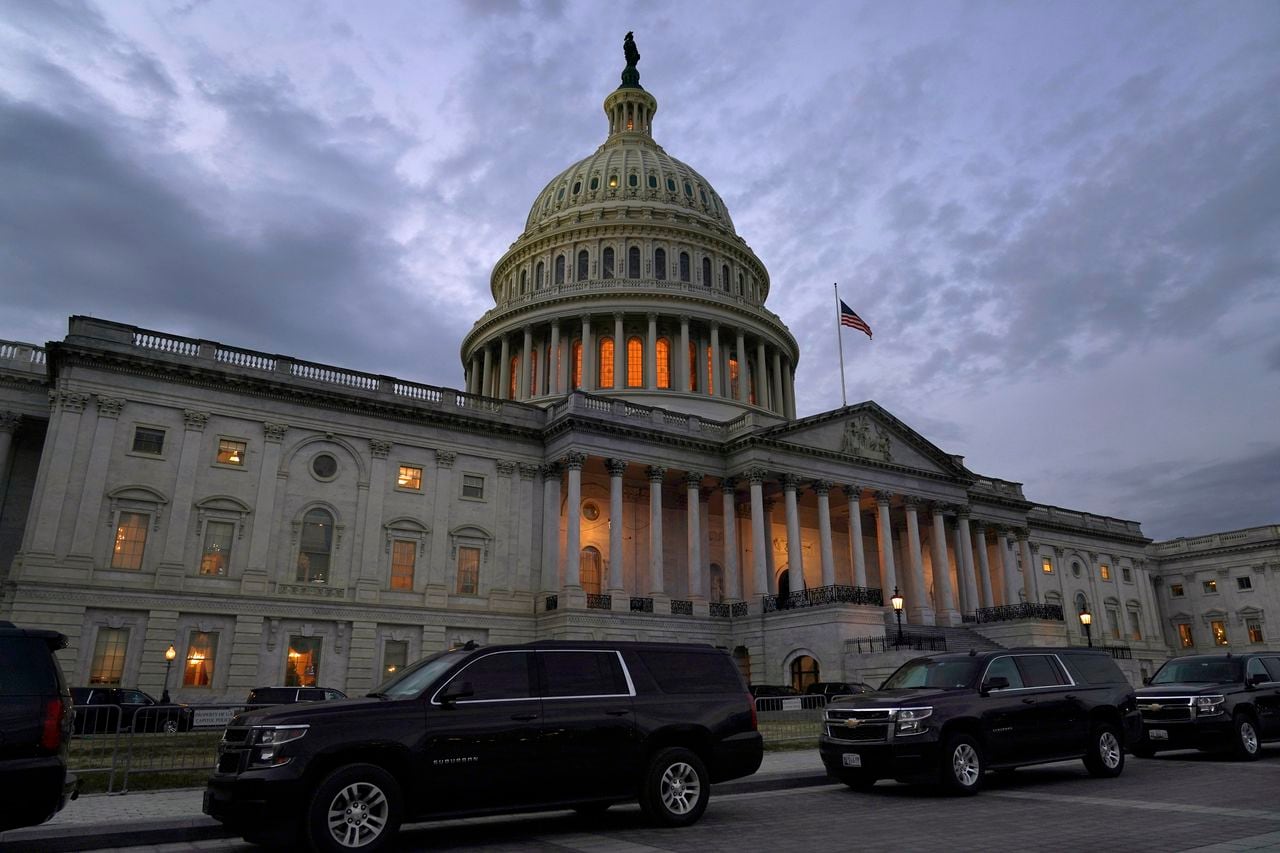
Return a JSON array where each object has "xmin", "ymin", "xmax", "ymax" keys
[
  {"xmin": 638, "ymin": 747, "xmax": 709, "ymax": 827},
  {"xmin": 304, "ymin": 763, "xmax": 402, "ymax": 852},
  {"xmin": 837, "ymin": 770, "xmax": 877, "ymax": 791},
  {"xmin": 1231, "ymin": 713, "xmax": 1261, "ymax": 761},
  {"xmin": 939, "ymin": 734, "xmax": 984, "ymax": 795},
  {"xmin": 162, "ymin": 718, "xmax": 179, "ymax": 735},
  {"xmin": 1083, "ymin": 723, "xmax": 1125, "ymax": 778}
]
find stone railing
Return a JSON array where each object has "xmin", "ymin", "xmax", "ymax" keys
[
  {"xmin": 763, "ymin": 584, "xmax": 883, "ymax": 613},
  {"xmin": 1152, "ymin": 525, "xmax": 1280, "ymax": 555},
  {"xmin": 0, "ymin": 340, "xmax": 49, "ymax": 372}
]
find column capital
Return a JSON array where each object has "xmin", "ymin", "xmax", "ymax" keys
[
  {"xmin": 720, "ymin": 476, "xmax": 739, "ymax": 493},
  {"xmin": 746, "ymin": 467, "xmax": 768, "ymax": 485},
  {"xmin": 973, "ymin": 519, "xmax": 988, "ymax": 533},
  {"xmin": 263, "ymin": 422, "xmax": 288, "ymax": 442},
  {"xmin": 604, "ymin": 458, "xmax": 628, "ymax": 477},
  {"xmin": 369, "ymin": 439, "xmax": 392, "ymax": 459},
  {"xmin": 613, "ymin": 311, "xmax": 624, "ymax": 321},
  {"xmin": 647, "ymin": 311, "xmax": 658, "ymax": 321},
  {"xmin": 811, "ymin": 480, "xmax": 832, "ymax": 496},
  {"xmin": 523, "ymin": 323, "xmax": 533, "ymax": 334},
  {"xmin": 902, "ymin": 495, "xmax": 924, "ymax": 509},
  {"xmin": 781, "ymin": 474, "xmax": 801, "ymax": 491},
  {"xmin": 435, "ymin": 450, "xmax": 456, "ymax": 468},
  {"xmin": 183, "ymin": 409, "xmax": 210, "ymax": 431},
  {"xmin": 95, "ymin": 397, "xmax": 125, "ymax": 419},
  {"xmin": 1013, "ymin": 526, "xmax": 1030, "ymax": 540},
  {"xmin": 841, "ymin": 484, "xmax": 862, "ymax": 500},
  {"xmin": 684, "ymin": 471, "xmax": 704, "ymax": 488},
  {"xmin": 645, "ymin": 465, "xmax": 667, "ymax": 482},
  {"xmin": 679, "ymin": 314, "xmax": 691, "ymax": 325},
  {"xmin": 539, "ymin": 462, "xmax": 562, "ymax": 479},
  {"xmin": 927, "ymin": 500, "xmax": 949, "ymax": 516},
  {"xmin": 564, "ymin": 451, "xmax": 587, "ymax": 470},
  {"xmin": 956, "ymin": 504, "xmax": 971, "ymax": 519},
  {"xmin": 496, "ymin": 460, "xmax": 517, "ymax": 477},
  {"xmin": 57, "ymin": 391, "xmax": 90, "ymax": 413},
  {"xmin": 518, "ymin": 463, "xmax": 540, "ymax": 480},
  {"xmin": 0, "ymin": 411, "xmax": 20, "ymax": 433},
  {"xmin": 874, "ymin": 490, "xmax": 894, "ymax": 505}
]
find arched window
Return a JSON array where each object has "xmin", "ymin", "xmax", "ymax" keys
[
  {"xmin": 1075, "ymin": 592, "xmax": 1089, "ymax": 637},
  {"xmin": 580, "ymin": 546, "xmax": 602, "ymax": 595},
  {"xmin": 535, "ymin": 261, "xmax": 544, "ymax": 290},
  {"xmin": 722, "ymin": 264, "xmax": 730, "ymax": 291},
  {"xmin": 599, "ymin": 337, "xmax": 614, "ymax": 388},
  {"xmin": 296, "ymin": 508, "xmax": 334, "ymax": 584},
  {"xmin": 572, "ymin": 340, "xmax": 583, "ymax": 389},
  {"xmin": 520, "ymin": 270, "xmax": 527, "ymax": 295},
  {"xmin": 701, "ymin": 257, "xmax": 711, "ymax": 286},
  {"xmin": 737, "ymin": 272, "xmax": 744, "ymax": 295},
  {"xmin": 529, "ymin": 347, "xmax": 539, "ymax": 396},
  {"xmin": 679, "ymin": 251, "xmax": 691, "ymax": 282},
  {"xmin": 554, "ymin": 255, "xmax": 565, "ymax": 285},
  {"xmin": 689, "ymin": 340, "xmax": 698, "ymax": 391},
  {"xmin": 602, "ymin": 247, "xmax": 615, "ymax": 279},
  {"xmin": 790, "ymin": 655, "xmax": 820, "ymax": 693},
  {"xmin": 709, "ymin": 563, "xmax": 725, "ymax": 603},
  {"xmin": 656, "ymin": 338, "xmax": 671, "ymax": 389},
  {"xmin": 509, "ymin": 355, "xmax": 519, "ymax": 398},
  {"xmin": 654, "ymin": 248, "xmax": 666, "ymax": 280},
  {"xmin": 628, "ymin": 246, "xmax": 640, "ymax": 279},
  {"xmin": 577, "ymin": 249, "xmax": 589, "ymax": 281},
  {"xmin": 626, "ymin": 336, "xmax": 644, "ymax": 387}
]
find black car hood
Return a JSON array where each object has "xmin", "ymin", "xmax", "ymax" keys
[
  {"xmin": 1137, "ymin": 683, "xmax": 1236, "ymax": 698},
  {"xmin": 231, "ymin": 696, "xmax": 384, "ymax": 726},
  {"xmin": 827, "ymin": 688, "xmax": 954, "ymax": 707}
]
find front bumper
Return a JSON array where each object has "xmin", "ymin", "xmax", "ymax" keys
[
  {"xmin": 1138, "ymin": 719, "xmax": 1233, "ymax": 751},
  {"xmin": 819, "ymin": 733, "xmax": 940, "ymax": 781},
  {"xmin": 203, "ymin": 770, "xmax": 305, "ymax": 829}
]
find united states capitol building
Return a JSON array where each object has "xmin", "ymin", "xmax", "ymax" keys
[{"xmin": 1, "ymin": 42, "xmax": 1276, "ymax": 701}]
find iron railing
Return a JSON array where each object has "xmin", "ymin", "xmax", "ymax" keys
[
  {"xmin": 763, "ymin": 584, "xmax": 882, "ymax": 612},
  {"xmin": 545, "ymin": 595, "xmax": 558, "ymax": 611},
  {"xmin": 709, "ymin": 602, "xmax": 730, "ymax": 618},
  {"xmin": 630, "ymin": 596, "xmax": 653, "ymax": 613},
  {"xmin": 670, "ymin": 599, "xmax": 693, "ymax": 616},
  {"xmin": 586, "ymin": 594, "xmax": 611, "ymax": 610},
  {"xmin": 845, "ymin": 633, "xmax": 949, "ymax": 654},
  {"xmin": 1102, "ymin": 645, "xmax": 1132, "ymax": 659},
  {"xmin": 974, "ymin": 603, "xmax": 1064, "ymax": 623}
]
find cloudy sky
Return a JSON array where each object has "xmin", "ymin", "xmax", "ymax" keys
[{"xmin": 2, "ymin": 0, "xmax": 1277, "ymax": 541}]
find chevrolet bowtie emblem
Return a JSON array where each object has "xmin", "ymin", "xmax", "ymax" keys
[
  {"xmin": 844, "ymin": 718, "xmax": 861, "ymax": 727},
  {"xmin": 1149, "ymin": 704, "xmax": 1163, "ymax": 712}
]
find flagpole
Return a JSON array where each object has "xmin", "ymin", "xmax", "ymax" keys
[{"xmin": 834, "ymin": 282, "xmax": 847, "ymax": 408}]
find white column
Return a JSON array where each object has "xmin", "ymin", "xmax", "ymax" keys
[
  {"xmin": 27, "ymin": 392, "xmax": 89, "ymax": 554},
  {"xmin": 709, "ymin": 323, "xmax": 722, "ymax": 397},
  {"xmin": 679, "ymin": 316, "xmax": 691, "ymax": 392},
  {"xmin": 721, "ymin": 478, "xmax": 740, "ymax": 599},
  {"xmin": 613, "ymin": 313, "xmax": 625, "ymax": 390},
  {"xmin": 520, "ymin": 326, "xmax": 532, "ymax": 399},
  {"xmin": 782, "ymin": 475, "xmax": 805, "ymax": 589},
  {"xmin": 564, "ymin": 452, "xmax": 585, "ymax": 588},
  {"xmin": 771, "ymin": 351, "xmax": 784, "ymax": 416},
  {"xmin": 844, "ymin": 486, "xmax": 867, "ymax": 587},
  {"xmin": 904, "ymin": 498, "xmax": 934, "ymax": 625},
  {"xmin": 685, "ymin": 472, "xmax": 703, "ymax": 599},
  {"xmin": 549, "ymin": 321, "xmax": 562, "ymax": 394},
  {"xmin": 1018, "ymin": 529, "xmax": 1038, "ymax": 604},
  {"xmin": 159, "ymin": 409, "xmax": 208, "ymax": 567},
  {"xmin": 68, "ymin": 398, "xmax": 124, "ymax": 558},
  {"xmin": 735, "ymin": 329, "xmax": 749, "ymax": 402},
  {"xmin": 580, "ymin": 315, "xmax": 594, "ymax": 390},
  {"xmin": 749, "ymin": 469, "xmax": 768, "ymax": 601},
  {"xmin": 756, "ymin": 340, "xmax": 769, "ymax": 409},
  {"xmin": 783, "ymin": 358, "xmax": 797, "ymax": 419},
  {"xmin": 540, "ymin": 464, "xmax": 561, "ymax": 591},
  {"xmin": 875, "ymin": 491, "xmax": 897, "ymax": 596},
  {"xmin": 973, "ymin": 521, "xmax": 994, "ymax": 609},
  {"xmin": 952, "ymin": 519, "xmax": 969, "ymax": 615},
  {"xmin": 646, "ymin": 466, "xmax": 665, "ymax": 594},
  {"xmin": 994, "ymin": 526, "xmax": 1016, "ymax": 605},
  {"xmin": 0, "ymin": 413, "xmax": 19, "ymax": 511},
  {"xmin": 606, "ymin": 458, "xmax": 626, "ymax": 593},
  {"xmin": 814, "ymin": 481, "xmax": 835, "ymax": 587},
  {"xmin": 957, "ymin": 509, "xmax": 979, "ymax": 616},
  {"xmin": 498, "ymin": 334, "xmax": 511, "ymax": 400},
  {"xmin": 360, "ymin": 441, "xmax": 391, "ymax": 584},
  {"xmin": 647, "ymin": 313, "xmax": 658, "ymax": 390},
  {"xmin": 930, "ymin": 503, "xmax": 959, "ymax": 625},
  {"xmin": 481, "ymin": 345, "xmax": 494, "ymax": 397}
]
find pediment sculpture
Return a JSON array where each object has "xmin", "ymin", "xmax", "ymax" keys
[{"xmin": 840, "ymin": 415, "xmax": 893, "ymax": 462}]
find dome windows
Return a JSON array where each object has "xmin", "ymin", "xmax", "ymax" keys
[
  {"xmin": 683, "ymin": 181, "xmax": 693, "ymax": 197},
  {"xmin": 626, "ymin": 337, "xmax": 643, "ymax": 387},
  {"xmin": 721, "ymin": 264, "xmax": 730, "ymax": 291},
  {"xmin": 535, "ymin": 261, "xmax": 544, "ymax": 290},
  {"xmin": 628, "ymin": 173, "xmax": 638, "ymax": 188},
  {"xmin": 699, "ymin": 188, "xmax": 709, "ymax": 206},
  {"xmin": 599, "ymin": 337, "xmax": 615, "ymax": 388},
  {"xmin": 572, "ymin": 180, "xmax": 581, "ymax": 194},
  {"xmin": 577, "ymin": 250, "xmax": 589, "ymax": 281},
  {"xmin": 554, "ymin": 255, "xmax": 565, "ymax": 285},
  {"xmin": 648, "ymin": 174, "xmax": 658, "ymax": 189},
  {"xmin": 520, "ymin": 270, "xmax": 528, "ymax": 295},
  {"xmin": 701, "ymin": 257, "xmax": 712, "ymax": 286},
  {"xmin": 602, "ymin": 247, "xmax": 615, "ymax": 279},
  {"xmin": 666, "ymin": 177, "xmax": 676, "ymax": 192},
  {"xmin": 656, "ymin": 338, "xmax": 671, "ymax": 389},
  {"xmin": 654, "ymin": 248, "xmax": 666, "ymax": 281},
  {"xmin": 679, "ymin": 252, "xmax": 690, "ymax": 282},
  {"xmin": 627, "ymin": 246, "xmax": 641, "ymax": 279},
  {"xmin": 557, "ymin": 187, "xmax": 565, "ymax": 200},
  {"xmin": 608, "ymin": 174, "xmax": 619, "ymax": 189},
  {"xmin": 590, "ymin": 176, "xmax": 600, "ymax": 191}
]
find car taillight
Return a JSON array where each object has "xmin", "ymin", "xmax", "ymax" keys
[
  {"xmin": 748, "ymin": 694, "xmax": 758, "ymax": 730},
  {"xmin": 41, "ymin": 697, "xmax": 66, "ymax": 751}
]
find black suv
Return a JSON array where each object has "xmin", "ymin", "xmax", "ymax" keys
[
  {"xmin": 246, "ymin": 687, "xmax": 347, "ymax": 705},
  {"xmin": 1133, "ymin": 653, "xmax": 1280, "ymax": 760},
  {"xmin": 205, "ymin": 641, "xmax": 762, "ymax": 851},
  {"xmin": 819, "ymin": 648, "xmax": 1141, "ymax": 794},
  {"xmin": 0, "ymin": 621, "xmax": 77, "ymax": 832},
  {"xmin": 70, "ymin": 687, "xmax": 194, "ymax": 734}
]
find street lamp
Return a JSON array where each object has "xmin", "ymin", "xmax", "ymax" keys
[
  {"xmin": 890, "ymin": 586, "xmax": 905, "ymax": 646},
  {"xmin": 162, "ymin": 644, "xmax": 177, "ymax": 703},
  {"xmin": 1079, "ymin": 607, "xmax": 1093, "ymax": 648}
]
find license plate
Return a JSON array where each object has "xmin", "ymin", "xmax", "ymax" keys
[
  {"xmin": 842, "ymin": 753, "xmax": 862, "ymax": 768},
  {"xmin": 1149, "ymin": 729, "xmax": 1168, "ymax": 741}
]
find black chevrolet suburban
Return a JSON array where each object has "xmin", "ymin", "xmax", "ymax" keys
[
  {"xmin": 205, "ymin": 641, "xmax": 762, "ymax": 851},
  {"xmin": 1133, "ymin": 653, "xmax": 1280, "ymax": 760},
  {"xmin": 819, "ymin": 648, "xmax": 1141, "ymax": 794}
]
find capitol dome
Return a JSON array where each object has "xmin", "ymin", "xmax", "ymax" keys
[{"xmin": 460, "ymin": 36, "xmax": 799, "ymax": 421}]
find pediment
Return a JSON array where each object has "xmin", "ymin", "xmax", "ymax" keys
[{"xmin": 758, "ymin": 403, "xmax": 969, "ymax": 478}]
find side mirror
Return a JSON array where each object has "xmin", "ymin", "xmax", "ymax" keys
[
  {"xmin": 981, "ymin": 676, "xmax": 1010, "ymax": 696},
  {"xmin": 1249, "ymin": 672, "xmax": 1268, "ymax": 687},
  {"xmin": 440, "ymin": 680, "xmax": 474, "ymax": 705}
]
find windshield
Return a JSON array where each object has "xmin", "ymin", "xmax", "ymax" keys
[
  {"xmin": 373, "ymin": 650, "xmax": 470, "ymax": 699},
  {"xmin": 1150, "ymin": 658, "xmax": 1242, "ymax": 685},
  {"xmin": 881, "ymin": 658, "xmax": 981, "ymax": 690}
]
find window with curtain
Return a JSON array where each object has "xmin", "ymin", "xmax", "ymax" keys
[
  {"xmin": 390, "ymin": 540, "xmax": 415, "ymax": 590},
  {"xmin": 626, "ymin": 337, "xmax": 643, "ymax": 387},
  {"xmin": 656, "ymin": 338, "xmax": 671, "ymax": 389},
  {"xmin": 580, "ymin": 546, "xmax": 602, "ymax": 595},
  {"xmin": 183, "ymin": 631, "xmax": 217, "ymax": 687},
  {"xmin": 457, "ymin": 546, "xmax": 481, "ymax": 595},
  {"xmin": 599, "ymin": 337, "xmax": 614, "ymax": 388},
  {"xmin": 200, "ymin": 521, "xmax": 234, "ymax": 575},
  {"xmin": 90, "ymin": 627, "xmax": 129, "ymax": 685},
  {"xmin": 296, "ymin": 509, "xmax": 334, "ymax": 583},
  {"xmin": 112, "ymin": 511, "xmax": 148, "ymax": 570}
]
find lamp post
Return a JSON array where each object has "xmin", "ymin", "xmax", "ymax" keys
[
  {"xmin": 1079, "ymin": 607, "xmax": 1093, "ymax": 648},
  {"xmin": 162, "ymin": 644, "xmax": 177, "ymax": 703},
  {"xmin": 890, "ymin": 586, "xmax": 905, "ymax": 646}
]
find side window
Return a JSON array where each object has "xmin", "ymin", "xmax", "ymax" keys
[
  {"xmin": 1246, "ymin": 658, "xmax": 1268, "ymax": 683},
  {"xmin": 452, "ymin": 652, "xmax": 533, "ymax": 702},
  {"xmin": 539, "ymin": 651, "xmax": 628, "ymax": 698},
  {"xmin": 1015, "ymin": 655, "xmax": 1067, "ymax": 688},
  {"xmin": 1263, "ymin": 658, "xmax": 1280, "ymax": 682},
  {"xmin": 120, "ymin": 690, "xmax": 149, "ymax": 705},
  {"xmin": 983, "ymin": 656, "xmax": 1024, "ymax": 690}
]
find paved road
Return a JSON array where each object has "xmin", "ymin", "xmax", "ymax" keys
[{"xmin": 46, "ymin": 748, "xmax": 1280, "ymax": 852}]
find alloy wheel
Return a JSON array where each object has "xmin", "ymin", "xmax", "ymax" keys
[
  {"xmin": 1099, "ymin": 731, "xmax": 1122, "ymax": 769},
  {"xmin": 660, "ymin": 761, "xmax": 702, "ymax": 815},
  {"xmin": 952, "ymin": 743, "xmax": 980, "ymax": 787},
  {"xmin": 327, "ymin": 781, "xmax": 389, "ymax": 848}
]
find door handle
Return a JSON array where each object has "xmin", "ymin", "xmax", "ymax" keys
[
  {"xmin": 605, "ymin": 709, "xmax": 631, "ymax": 716},
  {"xmin": 1021, "ymin": 698, "xmax": 1036, "ymax": 705},
  {"xmin": 511, "ymin": 713, "xmax": 538, "ymax": 721}
]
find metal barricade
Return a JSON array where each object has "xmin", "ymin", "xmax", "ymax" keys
[{"xmin": 754, "ymin": 694, "xmax": 827, "ymax": 743}]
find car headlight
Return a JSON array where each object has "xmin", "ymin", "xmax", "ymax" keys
[
  {"xmin": 247, "ymin": 725, "xmax": 308, "ymax": 767},
  {"xmin": 1195, "ymin": 696, "xmax": 1225, "ymax": 717},
  {"xmin": 895, "ymin": 706, "xmax": 933, "ymax": 736}
]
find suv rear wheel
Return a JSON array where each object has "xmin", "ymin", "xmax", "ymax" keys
[
  {"xmin": 639, "ymin": 747, "xmax": 708, "ymax": 827},
  {"xmin": 305, "ymin": 763, "xmax": 402, "ymax": 852},
  {"xmin": 939, "ymin": 734, "xmax": 983, "ymax": 795},
  {"xmin": 1231, "ymin": 713, "xmax": 1261, "ymax": 761},
  {"xmin": 1083, "ymin": 722, "xmax": 1125, "ymax": 777}
]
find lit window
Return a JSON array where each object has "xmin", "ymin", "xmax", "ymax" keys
[
  {"xmin": 654, "ymin": 247, "xmax": 666, "ymax": 281},
  {"xmin": 656, "ymin": 338, "xmax": 671, "ymax": 389},
  {"xmin": 397, "ymin": 465, "xmax": 422, "ymax": 491},
  {"xmin": 285, "ymin": 636, "xmax": 322, "ymax": 687},
  {"xmin": 1042, "ymin": 557, "xmax": 1053, "ymax": 574},
  {"xmin": 608, "ymin": 174, "xmax": 619, "ymax": 189},
  {"xmin": 462, "ymin": 475, "xmax": 485, "ymax": 500},
  {"xmin": 599, "ymin": 338, "xmax": 615, "ymax": 388},
  {"xmin": 729, "ymin": 357, "xmax": 740, "ymax": 399},
  {"xmin": 509, "ymin": 355, "xmax": 519, "ymax": 398},
  {"xmin": 390, "ymin": 540, "xmax": 415, "ymax": 591},
  {"xmin": 132, "ymin": 426, "xmax": 165, "ymax": 455},
  {"xmin": 789, "ymin": 654, "xmax": 819, "ymax": 693},
  {"xmin": 580, "ymin": 546, "xmax": 602, "ymax": 595},
  {"xmin": 216, "ymin": 439, "xmax": 246, "ymax": 466},
  {"xmin": 1212, "ymin": 620, "xmax": 1229, "ymax": 646},
  {"xmin": 1100, "ymin": 564, "xmax": 1111, "ymax": 581},
  {"xmin": 1247, "ymin": 619, "xmax": 1264, "ymax": 643},
  {"xmin": 626, "ymin": 337, "xmax": 643, "ymax": 387},
  {"xmin": 90, "ymin": 627, "xmax": 129, "ymax": 685},
  {"xmin": 296, "ymin": 509, "xmax": 333, "ymax": 583},
  {"xmin": 1170, "ymin": 583, "xmax": 1184, "ymax": 597},
  {"xmin": 183, "ymin": 632, "xmax": 216, "ymax": 687},
  {"xmin": 1128, "ymin": 611, "xmax": 1142, "ymax": 641},
  {"xmin": 706, "ymin": 346, "xmax": 714, "ymax": 396},
  {"xmin": 112, "ymin": 512, "xmax": 148, "ymax": 570},
  {"xmin": 529, "ymin": 347, "xmax": 539, "ymax": 395},
  {"xmin": 1203, "ymin": 579, "xmax": 1218, "ymax": 594},
  {"xmin": 1178, "ymin": 623, "xmax": 1194, "ymax": 648},
  {"xmin": 383, "ymin": 640, "xmax": 408, "ymax": 677},
  {"xmin": 1237, "ymin": 576, "xmax": 1253, "ymax": 591},
  {"xmin": 572, "ymin": 340, "xmax": 583, "ymax": 388},
  {"xmin": 456, "ymin": 546, "xmax": 481, "ymax": 595},
  {"xmin": 200, "ymin": 521, "xmax": 233, "ymax": 575}
]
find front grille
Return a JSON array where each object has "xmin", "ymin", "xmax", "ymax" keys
[
  {"xmin": 1138, "ymin": 698, "xmax": 1194, "ymax": 723},
  {"xmin": 222, "ymin": 726, "xmax": 251, "ymax": 745},
  {"xmin": 825, "ymin": 708, "xmax": 893, "ymax": 743}
]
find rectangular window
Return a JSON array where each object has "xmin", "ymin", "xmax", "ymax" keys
[
  {"xmin": 1041, "ymin": 557, "xmax": 1053, "ymax": 574},
  {"xmin": 183, "ymin": 631, "xmax": 217, "ymax": 687},
  {"xmin": 383, "ymin": 640, "xmax": 408, "ymax": 678},
  {"xmin": 285, "ymin": 636, "xmax": 322, "ymax": 687},
  {"xmin": 461, "ymin": 474, "xmax": 485, "ymax": 500},
  {"xmin": 1099, "ymin": 564, "xmax": 1111, "ymax": 581},
  {"xmin": 1211, "ymin": 620, "xmax": 1229, "ymax": 646},
  {"xmin": 1237, "ymin": 576, "xmax": 1253, "ymax": 591},
  {"xmin": 1128, "ymin": 611, "xmax": 1142, "ymax": 641},
  {"xmin": 1178, "ymin": 623, "xmax": 1194, "ymax": 648},
  {"xmin": 1170, "ymin": 583, "xmax": 1184, "ymax": 597},
  {"xmin": 1203, "ymin": 579, "xmax": 1218, "ymax": 594},
  {"xmin": 397, "ymin": 465, "xmax": 422, "ymax": 491},
  {"xmin": 216, "ymin": 438, "xmax": 246, "ymax": 466},
  {"xmin": 90, "ymin": 627, "xmax": 129, "ymax": 685},
  {"xmin": 1122, "ymin": 567, "xmax": 1132, "ymax": 583},
  {"xmin": 390, "ymin": 540, "xmax": 415, "ymax": 591},
  {"xmin": 1106, "ymin": 607, "xmax": 1121, "ymax": 640},
  {"xmin": 456, "ymin": 546, "xmax": 480, "ymax": 595},
  {"xmin": 112, "ymin": 512, "xmax": 149, "ymax": 570},
  {"xmin": 1247, "ymin": 619, "xmax": 1264, "ymax": 643},
  {"xmin": 539, "ymin": 651, "xmax": 629, "ymax": 697},
  {"xmin": 200, "ymin": 521, "xmax": 234, "ymax": 575},
  {"xmin": 132, "ymin": 426, "xmax": 165, "ymax": 455}
]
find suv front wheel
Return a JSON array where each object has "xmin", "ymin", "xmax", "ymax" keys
[
  {"xmin": 1231, "ymin": 713, "xmax": 1261, "ymax": 761},
  {"xmin": 639, "ymin": 747, "xmax": 709, "ymax": 827},
  {"xmin": 1083, "ymin": 722, "xmax": 1125, "ymax": 778},
  {"xmin": 305, "ymin": 763, "xmax": 403, "ymax": 852},
  {"xmin": 939, "ymin": 734, "xmax": 984, "ymax": 795}
]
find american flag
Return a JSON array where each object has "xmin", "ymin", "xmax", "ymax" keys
[{"xmin": 839, "ymin": 300, "xmax": 872, "ymax": 339}]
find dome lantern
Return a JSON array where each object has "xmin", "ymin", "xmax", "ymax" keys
[{"xmin": 605, "ymin": 32, "xmax": 656, "ymax": 140}]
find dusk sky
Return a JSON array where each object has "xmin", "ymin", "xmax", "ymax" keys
[{"xmin": 1, "ymin": 0, "xmax": 1277, "ymax": 541}]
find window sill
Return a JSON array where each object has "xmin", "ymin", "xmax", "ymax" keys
[
  {"xmin": 126, "ymin": 450, "xmax": 167, "ymax": 462},
  {"xmin": 394, "ymin": 487, "xmax": 423, "ymax": 495},
  {"xmin": 211, "ymin": 462, "xmax": 248, "ymax": 472}
]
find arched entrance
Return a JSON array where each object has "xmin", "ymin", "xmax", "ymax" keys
[{"xmin": 790, "ymin": 655, "xmax": 819, "ymax": 693}]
